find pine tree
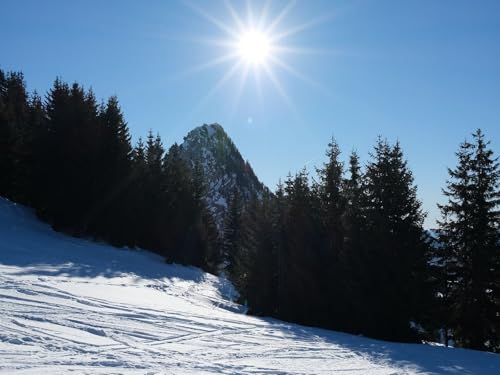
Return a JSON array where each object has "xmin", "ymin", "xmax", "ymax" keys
[
  {"xmin": 0, "ymin": 71, "xmax": 29, "ymax": 201},
  {"xmin": 192, "ymin": 160, "xmax": 220, "ymax": 272},
  {"xmin": 361, "ymin": 138, "xmax": 428, "ymax": 341},
  {"xmin": 316, "ymin": 138, "xmax": 345, "ymax": 260},
  {"xmin": 338, "ymin": 150, "xmax": 365, "ymax": 332},
  {"xmin": 223, "ymin": 186, "xmax": 244, "ymax": 278},
  {"xmin": 272, "ymin": 180, "xmax": 288, "ymax": 317},
  {"xmin": 241, "ymin": 192, "xmax": 278, "ymax": 314},
  {"xmin": 38, "ymin": 78, "xmax": 71, "ymax": 226},
  {"xmin": 0, "ymin": 70, "xmax": 13, "ymax": 198},
  {"xmin": 127, "ymin": 137, "xmax": 149, "ymax": 248},
  {"xmin": 314, "ymin": 139, "xmax": 350, "ymax": 329},
  {"xmin": 344, "ymin": 151, "xmax": 363, "ymax": 234},
  {"xmin": 437, "ymin": 129, "xmax": 499, "ymax": 352},
  {"xmin": 91, "ymin": 96, "xmax": 133, "ymax": 245},
  {"xmin": 25, "ymin": 92, "xmax": 47, "ymax": 208},
  {"xmin": 281, "ymin": 169, "xmax": 323, "ymax": 325},
  {"xmin": 162, "ymin": 143, "xmax": 196, "ymax": 263}
]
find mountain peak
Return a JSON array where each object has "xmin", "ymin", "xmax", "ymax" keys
[
  {"xmin": 184, "ymin": 123, "xmax": 227, "ymax": 143},
  {"xmin": 180, "ymin": 123, "xmax": 265, "ymax": 230}
]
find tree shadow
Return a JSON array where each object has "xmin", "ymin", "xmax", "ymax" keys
[
  {"xmin": 0, "ymin": 199, "xmax": 207, "ymax": 284},
  {"xmin": 263, "ymin": 318, "xmax": 500, "ymax": 375}
]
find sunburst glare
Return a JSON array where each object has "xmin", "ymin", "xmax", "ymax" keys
[{"xmin": 183, "ymin": 0, "xmax": 334, "ymax": 117}]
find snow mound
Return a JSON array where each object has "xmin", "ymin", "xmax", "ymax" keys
[{"xmin": 0, "ymin": 197, "xmax": 498, "ymax": 374}]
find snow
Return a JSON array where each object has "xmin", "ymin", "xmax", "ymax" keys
[
  {"xmin": 206, "ymin": 123, "xmax": 217, "ymax": 137},
  {"xmin": 0, "ymin": 198, "xmax": 498, "ymax": 374}
]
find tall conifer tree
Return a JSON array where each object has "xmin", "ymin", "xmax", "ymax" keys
[
  {"xmin": 362, "ymin": 138, "xmax": 428, "ymax": 341},
  {"xmin": 437, "ymin": 129, "xmax": 499, "ymax": 352}
]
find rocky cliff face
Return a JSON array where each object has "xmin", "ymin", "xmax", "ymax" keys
[{"xmin": 180, "ymin": 123, "xmax": 266, "ymax": 230}]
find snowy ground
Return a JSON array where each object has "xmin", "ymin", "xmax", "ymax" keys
[{"xmin": 0, "ymin": 198, "xmax": 498, "ymax": 374}]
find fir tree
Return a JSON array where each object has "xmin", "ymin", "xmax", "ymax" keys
[
  {"xmin": 223, "ymin": 186, "xmax": 244, "ymax": 278},
  {"xmin": 282, "ymin": 169, "xmax": 323, "ymax": 325},
  {"xmin": 437, "ymin": 129, "xmax": 499, "ymax": 352},
  {"xmin": 316, "ymin": 138, "xmax": 345, "ymax": 260},
  {"xmin": 313, "ymin": 139, "xmax": 348, "ymax": 328},
  {"xmin": 242, "ymin": 192, "xmax": 277, "ymax": 314},
  {"xmin": 162, "ymin": 143, "xmax": 196, "ymax": 263},
  {"xmin": 91, "ymin": 96, "xmax": 133, "ymax": 245},
  {"xmin": 361, "ymin": 138, "xmax": 428, "ymax": 341},
  {"xmin": 0, "ymin": 71, "xmax": 29, "ymax": 201},
  {"xmin": 192, "ymin": 160, "xmax": 220, "ymax": 272}
]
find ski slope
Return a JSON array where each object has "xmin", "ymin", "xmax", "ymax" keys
[{"xmin": 0, "ymin": 198, "xmax": 498, "ymax": 374}]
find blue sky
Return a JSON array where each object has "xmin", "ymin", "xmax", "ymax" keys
[{"xmin": 1, "ymin": 0, "xmax": 499, "ymax": 227}]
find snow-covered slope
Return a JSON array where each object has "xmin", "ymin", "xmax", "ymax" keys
[
  {"xmin": 180, "ymin": 123, "xmax": 266, "ymax": 229},
  {"xmin": 0, "ymin": 198, "xmax": 498, "ymax": 374}
]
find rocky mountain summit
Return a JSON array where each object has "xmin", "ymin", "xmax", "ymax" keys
[{"xmin": 180, "ymin": 123, "xmax": 266, "ymax": 229}]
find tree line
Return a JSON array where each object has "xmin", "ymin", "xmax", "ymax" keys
[
  {"xmin": 223, "ymin": 132, "xmax": 498, "ymax": 352},
  {"xmin": 0, "ymin": 69, "xmax": 220, "ymax": 271},
  {"xmin": 1, "ymin": 69, "xmax": 498, "ymax": 352}
]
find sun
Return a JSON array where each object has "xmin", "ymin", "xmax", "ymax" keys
[
  {"xmin": 183, "ymin": 1, "xmax": 334, "ymax": 115},
  {"xmin": 237, "ymin": 30, "xmax": 270, "ymax": 65}
]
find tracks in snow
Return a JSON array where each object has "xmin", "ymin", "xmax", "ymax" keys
[{"xmin": 0, "ymin": 264, "xmax": 406, "ymax": 375}]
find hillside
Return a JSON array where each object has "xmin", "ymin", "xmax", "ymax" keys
[{"xmin": 0, "ymin": 197, "xmax": 498, "ymax": 374}]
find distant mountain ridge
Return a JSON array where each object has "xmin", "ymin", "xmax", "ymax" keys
[{"xmin": 180, "ymin": 123, "xmax": 266, "ymax": 229}]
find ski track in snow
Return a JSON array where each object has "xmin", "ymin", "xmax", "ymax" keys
[{"xmin": 0, "ymin": 198, "xmax": 498, "ymax": 374}]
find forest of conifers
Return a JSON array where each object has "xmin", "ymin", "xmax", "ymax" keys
[{"xmin": 1, "ymin": 69, "xmax": 498, "ymax": 352}]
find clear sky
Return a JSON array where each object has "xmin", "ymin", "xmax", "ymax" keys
[{"xmin": 1, "ymin": 0, "xmax": 499, "ymax": 227}]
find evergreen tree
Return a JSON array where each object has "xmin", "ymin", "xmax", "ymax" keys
[
  {"xmin": 138, "ymin": 132, "xmax": 166, "ymax": 251},
  {"xmin": 281, "ymin": 169, "xmax": 323, "ymax": 325},
  {"xmin": 314, "ymin": 139, "xmax": 348, "ymax": 328},
  {"xmin": 127, "ymin": 137, "xmax": 149, "ymax": 247},
  {"xmin": 337, "ymin": 150, "xmax": 366, "ymax": 332},
  {"xmin": 162, "ymin": 143, "xmax": 197, "ymax": 263},
  {"xmin": 244, "ymin": 191, "xmax": 279, "ymax": 315},
  {"xmin": 272, "ymin": 180, "xmax": 288, "ymax": 317},
  {"xmin": 0, "ymin": 71, "xmax": 29, "ymax": 201},
  {"xmin": 437, "ymin": 129, "xmax": 499, "ymax": 352},
  {"xmin": 91, "ymin": 96, "xmax": 133, "ymax": 245},
  {"xmin": 343, "ymin": 151, "xmax": 363, "ymax": 235},
  {"xmin": 24, "ymin": 92, "xmax": 47, "ymax": 208},
  {"xmin": 223, "ymin": 185, "xmax": 244, "ymax": 278},
  {"xmin": 192, "ymin": 160, "xmax": 220, "ymax": 272},
  {"xmin": 37, "ymin": 78, "xmax": 71, "ymax": 225},
  {"xmin": 316, "ymin": 139, "xmax": 345, "ymax": 259},
  {"xmin": 361, "ymin": 138, "xmax": 428, "ymax": 341}
]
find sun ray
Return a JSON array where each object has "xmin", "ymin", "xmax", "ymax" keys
[
  {"xmin": 224, "ymin": 0, "xmax": 246, "ymax": 34},
  {"xmin": 201, "ymin": 61, "xmax": 243, "ymax": 104},
  {"xmin": 183, "ymin": 1, "xmax": 238, "ymax": 37},
  {"xmin": 173, "ymin": 52, "xmax": 240, "ymax": 80},
  {"xmin": 189, "ymin": 60, "xmax": 244, "ymax": 119},
  {"xmin": 179, "ymin": 36, "xmax": 237, "ymax": 48},
  {"xmin": 265, "ymin": 0, "xmax": 296, "ymax": 36},
  {"xmin": 146, "ymin": 31, "xmax": 240, "ymax": 50},
  {"xmin": 264, "ymin": 63, "xmax": 305, "ymax": 126},
  {"xmin": 246, "ymin": 0, "xmax": 255, "ymax": 27},
  {"xmin": 269, "ymin": 55, "xmax": 333, "ymax": 99},
  {"xmin": 229, "ymin": 62, "xmax": 251, "ymax": 120},
  {"xmin": 254, "ymin": 66, "xmax": 264, "ymax": 110},
  {"xmin": 262, "ymin": 63, "xmax": 293, "ymax": 112},
  {"xmin": 258, "ymin": 0, "xmax": 271, "ymax": 30},
  {"xmin": 273, "ymin": 45, "xmax": 339, "ymax": 56},
  {"xmin": 271, "ymin": 12, "xmax": 335, "ymax": 42}
]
